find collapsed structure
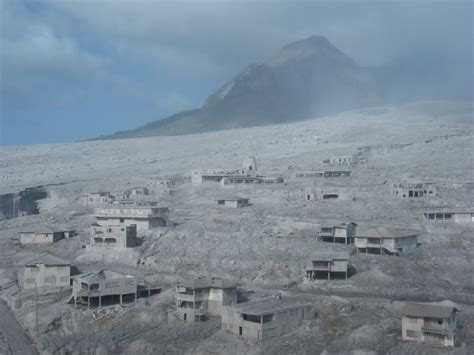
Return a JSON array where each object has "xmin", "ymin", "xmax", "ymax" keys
[
  {"xmin": 89, "ymin": 224, "xmax": 137, "ymax": 248},
  {"xmin": 401, "ymin": 302, "xmax": 459, "ymax": 347},
  {"xmin": 18, "ymin": 226, "xmax": 74, "ymax": 245},
  {"xmin": 82, "ymin": 192, "xmax": 115, "ymax": 206},
  {"xmin": 423, "ymin": 210, "xmax": 474, "ymax": 223},
  {"xmin": 391, "ymin": 182, "xmax": 436, "ymax": 198},
  {"xmin": 355, "ymin": 228, "xmax": 419, "ymax": 255},
  {"xmin": 306, "ymin": 251, "xmax": 350, "ymax": 280},
  {"xmin": 123, "ymin": 187, "xmax": 150, "ymax": 199},
  {"xmin": 215, "ymin": 198, "xmax": 250, "ymax": 208},
  {"xmin": 192, "ymin": 157, "xmax": 284, "ymax": 186},
  {"xmin": 175, "ymin": 277, "xmax": 237, "ymax": 322},
  {"xmin": 221, "ymin": 297, "xmax": 313, "ymax": 340},
  {"xmin": 94, "ymin": 203, "xmax": 170, "ymax": 233},
  {"xmin": 318, "ymin": 222, "xmax": 357, "ymax": 244},
  {"xmin": 21, "ymin": 253, "xmax": 71, "ymax": 289}
]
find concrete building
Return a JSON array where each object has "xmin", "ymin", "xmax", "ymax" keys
[
  {"xmin": 391, "ymin": 182, "xmax": 436, "ymax": 198},
  {"xmin": 82, "ymin": 192, "xmax": 115, "ymax": 206},
  {"xmin": 423, "ymin": 211, "xmax": 474, "ymax": 223},
  {"xmin": 221, "ymin": 297, "xmax": 313, "ymax": 340},
  {"xmin": 216, "ymin": 198, "xmax": 250, "ymax": 208},
  {"xmin": 124, "ymin": 187, "xmax": 150, "ymax": 199},
  {"xmin": 21, "ymin": 253, "xmax": 71, "ymax": 290},
  {"xmin": 402, "ymin": 303, "xmax": 459, "ymax": 347},
  {"xmin": 306, "ymin": 251, "xmax": 350, "ymax": 280},
  {"xmin": 89, "ymin": 224, "xmax": 137, "ymax": 248},
  {"xmin": 242, "ymin": 156, "xmax": 257, "ymax": 173},
  {"xmin": 355, "ymin": 228, "xmax": 419, "ymax": 255},
  {"xmin": 94, "ymin": 204, "xmax": 170, "ymax": 233},
  {"xmin": 176, "ymin": 277, "xmax": 237, "ymax": 322},
  {"xmin": 18, "ymin": 226, "xmax": 73, "ymax": 245},
  {"xmin": 294, "ymin": 170, "xmax": 351, "ymax": 178},
  {"xmin": 326, "ymin": 155, "xmax": 353, "ymax": 166},
  {"xmin": 71, "ymin": 270, "xmax": 138, "ymax": 308},
  {"xmin": 319, "ymin": 222, "xmax": 357, "ymax": 244}
]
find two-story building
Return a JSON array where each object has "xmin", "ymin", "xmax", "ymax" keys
[
  {"xmin": 89, "ymin": 224, "xmax": 137, "ymax": 248},
  {"xmin": 402, "ymin": 302, "xmax": 459, "ymax": 347},
  {"xmin": 176, "ymin": 277, "xmax": 237, "ymax": 322},
  {"xmin": 306, "ymin": 251, "xmax": 350, "ymax": 280},
  {"xmin": 355, "ymin": 227, "xmax": 419, "ymax": 255},
  {"xmin": 318, "ymin": 222, "xmax": 357, "ymax": 244},
  {"xmin": 221, "ymin": 297, "xmax": 313, "ymax": 340},
  {"xmin": 94, "ymin": 203, "xmax": 170, "ymax": 233},
  {"xmin": 18, "ymin": 225, "xmax": 74, "ymax": 245},
  {"xmin": 21, "ymin": 253, "xmax": 71, "ymax": 289}
]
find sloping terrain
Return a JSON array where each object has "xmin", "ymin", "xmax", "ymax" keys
[{"xmin": 0, "ymin": 101, "xmax": 473, "ymax": 354}]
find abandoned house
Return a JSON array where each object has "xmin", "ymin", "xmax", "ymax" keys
[
  {"xmin": 294, "ymin": 170, "xmax": 352, "ymax": 178},
  {"xmin": 318, "ymin": 222, "xmax": 357, "ymax": 244},
  {"xmin": 82, "ymin": 192, "xmax": 115, "ymax": 206},
  {"xmin": 215, "ymin": 198, "xmax": 250, "ymax": 208},
  {"xmin": 176, "ymin": 277, "xmax": 238, "ymax": 322},
  {"xmin": 221, "ymin": 297, "xmax": 313, "ymax": 340},
  {"xmin": 423, "ymin": 211, "xmax": 474, "ymax": 223},
  {"xmin": 89, "ymin": 224, "xmax": 137, "ymax": 248},
  {"xmin": 391, "ymin": 182, "xmax": 436, "ymax": 198},
  {"xmin": 242, "ymin": 156, "xmax": 257, "ymax": 174},
  {"xmin": 94, "ymin": 204, "xmax": 170, "ymax": 233},
  {"xmin": 325, "ymin": 155, "xmax": 353, "ymax": 166},
  {"xmin": 21, "ymin": 253, "xmax": 71, "ymax": 290},
  {"xmin": 18, "ymin": 225, "xmax": 74, "ymax": 245},
  {"xmin": 124, "ymin": 187, "xmax": 150, "ymax": 199},
  {"xmin": 401, "ymin": 302, "xmax": 459, "ymax": 347},
  {"xmin": 355, "ymin": 227, "xmax": 419, "ymax": 255},
  {"xmin": 306, "ymin": 251, "xmax": 350, "ymax": 280}
]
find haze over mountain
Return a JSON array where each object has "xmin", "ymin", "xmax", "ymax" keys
[{"xmin": 101, "ymin": 34, "xmax": 471, "ymax": 140}]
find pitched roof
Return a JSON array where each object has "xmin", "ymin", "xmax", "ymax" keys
[
  {"xmin": 20, "ymin": 225, "xmax": 71, "ymax": 234},
  {"xmin": 311, "ymin": 251, "xmax": 350, "ymax": 261},
  {"xmin": 177, "ymin": 277, "xmax": 237, "ymax": 289},
  {"xmin": 24, "ymin": 253, "xmax": 70, "ymax": 267},
  {"xmin": 72, "ymin": 269, "xmax": 134, "ymax": 282},
  {"xmin": 402, "ymin": 303, "xmax": 459, "ymax": 319},
  {"xmin": 231, "ymin": 297, "xmax": 312, "ymax": 316},
  {"xmin": 356, "ymin": 227, "xmax": 420, "ymax": 239}
]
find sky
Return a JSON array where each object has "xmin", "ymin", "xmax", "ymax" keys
[{"xmin": 0, "ymin": 0, "xmax": 472, "ymax": 146}]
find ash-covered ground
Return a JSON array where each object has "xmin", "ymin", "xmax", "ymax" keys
[{"xmin": 0, "ymin": 101, "xmax": 473, "ymax": 354}]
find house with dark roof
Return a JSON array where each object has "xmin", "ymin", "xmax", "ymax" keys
[
  {"xmin": 355, "ymin": 227, "xmax": 419, "ymax": 255},
  {"xmin": 21, "ymin": 253, "xmax": 71, "ymax": 289},
  {"xmin": 176, "ymin": 277, "xmax": 237, "ymax": 322},
  {"xmin": 221, "ymin": 297, "xmax": 313, "ymax": 340},
  {"xmin": 402, "ymin": 302, "xmax": 459, "ymax": 347}
]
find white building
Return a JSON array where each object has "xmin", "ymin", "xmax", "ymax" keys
[
  {"xmin": 176, "ymin": 277, "xmax": 237, "ymax": 322},
  {"xmin": 21, "ymin": 253, "xmax": 71, "ymax": 289},
  {"xmin": 402, "ymin": 302, "xmax": 459, "ymax": 347},
  {"xmin": 215, "ymin": 198, "xmax": 250, "ymax": 208},
  {"xmin": 355, "ymin": 227, "xmax": 419, "ymax": 255},
  {"xmin": 18, "ymin": 226, "xmax": 73, "ymax": 245},
  {"xmin": 423, "ymin": 211, "xmax": 474, "ymax": 223},
  {"xmin": 89, "ymin": 224, "xmax": 137, "ymax": 248},
  {"xmin": 94, "ymin": 204, "xmax": 170, "ymax": 233}
]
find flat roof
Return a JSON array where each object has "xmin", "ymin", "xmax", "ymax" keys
[
  {"xmin": 20, "ymin": 225, "xmax": 72, "ymax": 234},
  {"xmin": 177, "ymin": 277, "xmax": 237, "ymax": 290},
  {"xmin": 24, "ymin": 253, "xmax": 70, "ymax": 267},
  {"xmin": 402, "ymin": 303, "xmax": 459, "ymax": 319},
  {"xmin": 356, "ymin": 227, "xmax": 420, "ymax": 239},
  {"xmin": 231, "ymin": 297, "xmax": 311, "ymax": 316}
]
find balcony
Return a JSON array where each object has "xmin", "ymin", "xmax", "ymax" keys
[{"xmin": 422, "ymin": 326, "xmax": 450, "ymax": 335}]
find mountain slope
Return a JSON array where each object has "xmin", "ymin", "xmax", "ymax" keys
[{"xmin": 102, "ymin": 36, "xmax": 380, "ymax": 140}]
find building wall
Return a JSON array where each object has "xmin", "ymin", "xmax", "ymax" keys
[
  {"xmin": 402, "ymin": 315, "xmax": 455, "ymax": 347},
  {"xmin": 19, "ymin": 232, "xmax": 63, "ymax": 245},
  {"xmin": 96, "ymin": 217, "xmax": 167, "ymax": 233},
  {"xmin": 454, "ymin": 213, "xmax": 474, "ymax": 223},
  {"xmin": 72, "ymin": 276, "xmax": 137, "ymax": 298},
  {"xmin": 23, "ymin": 265, "xmax": 70, "ymax": 289}
]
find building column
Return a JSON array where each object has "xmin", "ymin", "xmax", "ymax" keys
[
  {"xmin": 120, "ymin": 293, "xmax": 123, "ymax": 305},
  {"xmin": 88, "ymin": 296, "xmax": 90, "ymax": 310},
  {"xmin": 99, "ymin": 296, "xmax": 101, "ymax": 308}
]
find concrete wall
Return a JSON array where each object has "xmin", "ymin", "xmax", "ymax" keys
[
  {"xmin": 402, "ymin": 314, "xmax": 456, "ymax": 347},
  {"xmin": 22, "ymin": 264, "xmax": 70, "ymax": 289},
  {"xmin": 96, "ymin": 217, "xmax": 167, "ymax": 233},
  {"xmin": 19, "ymin": 232, "xmax": 63, "ymax": 245},
  {"xmin": 454, "ymin": 213, "xmax": 474, "ymax": 223}
]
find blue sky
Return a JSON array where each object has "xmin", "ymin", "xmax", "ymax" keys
[{"xmin": 0, "ymin": 0, "xmax": 472, "ymax": 146}]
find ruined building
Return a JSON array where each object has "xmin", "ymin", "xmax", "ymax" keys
[
  {"xmin": 176, "ymin": 277, "xmax": 237, "ymax": 322},
  {"xmin": 215, "ymin": 198, "xmax": 250, "ymax": 208},
  {"xmin": 82, "ymin": 192, "xmax": 115, "ymax": 206},
  {"xmin": 423, "ymin": 210, "xmax": 474, "ymax": 223},
  {"xmin": 391, "ymin": 182, "xmax": 436, "ymax": 198},
  {"xmin": 402, "ymin": 302, "xmax": 459, "ymax": 347},
  {"xmin": 89, "ymin": 224, "xmax": 137, "ymax": 248}
]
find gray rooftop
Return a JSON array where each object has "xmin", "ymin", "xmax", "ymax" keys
[
  {"xmin": 231, "ymin": 297, "xmax": 312, "ymax": 316},
  {"xmin": 177, "ymin": 277, "xmax": 237, "ymax": 290},
  {"xmin": 24, "ymin": 253, "xmax": 70, "ymax": 267},
  {"xmin": 20, "ymin": 225, "xmax": 72, "ymax": 234},
  {"xmin": 72, "ymin": 270, "xmax": 134, "ymax": 282},
  {"xmin": 402, "ymin": 303, "xmax": 459, "ymax": 319},
  {"xmin": 311, "ymin": 251, "xmax": 350, "ymax": 261},
  {"xmin": 356, "ymin": 227, "xmax": 420, "ymax": 239}
]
